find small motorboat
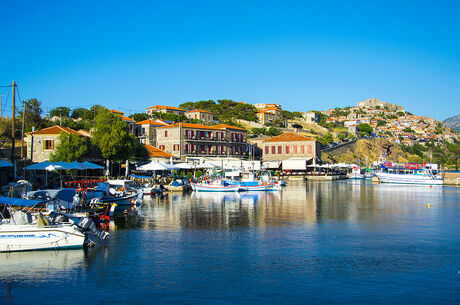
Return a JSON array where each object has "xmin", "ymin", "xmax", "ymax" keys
[
  {"xmin": 191, "ymin": 180, "xmax": 240, "ymax": 192},
  {"xmin": 0, "ymin": 210, "xmax": 109, "ymax": 252}
]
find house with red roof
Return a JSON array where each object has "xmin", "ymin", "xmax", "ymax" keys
[
  {"xmin": 260, "ymin": 132, "xmax": 320, "ymax": 161},
  {"xmin": 24, "ymin": 126, "xmax": 90, "ymax": 162},
  {"xmin": 184, "ymin": 109, "xmax": 217, "ymax": 125}
]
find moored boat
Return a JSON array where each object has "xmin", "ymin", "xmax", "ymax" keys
[
  {"xmin": 191, "ymin": 180, "xmax": 240, "ymax": 192},
  {"xmin": 375, "ymin": 168, "xmax": 443, "ymax": 185}
]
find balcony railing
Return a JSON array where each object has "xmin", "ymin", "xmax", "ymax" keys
[{"xmin": 184, "ymin": 136, "xmax": 227, "ymax": 142}]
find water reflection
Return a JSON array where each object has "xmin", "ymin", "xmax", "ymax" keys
[{"xmin": 128, "ymin": 181, "xmax": 457, "ymax": 232}]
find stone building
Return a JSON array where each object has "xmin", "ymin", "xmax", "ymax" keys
[
  {"xmin": 134, "ymin": 119, "xmax": 169, "ymax": 146},
  {"xmin": 155, "ymin": 123, "xmax": 247, "ymax": 159},
  {"xmin": 302, "ymin": 111, "xmax": 320, "ymax": 123},
  {"xmin": 357, "ymin": 98, "xmax": 404, "ymax": 112},
  {"xmin": 260, "ymin": 132, "xmax": 320, "ymax": 161},
  {"xmin": 24, "ymin": 126, "xmax": 90, "ymax": 163},
  {"xmin": 145, "ymin": 105, "xmax": 186, "ymax": 116},
  {"xmin": 184, "ymin": 109, "xmax": 217, "ymax": 125}
]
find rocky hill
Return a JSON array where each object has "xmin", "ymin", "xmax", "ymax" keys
[
  {"xmin": 322, "ymin": 138, "xmax": 414, "ymax": 164},
  {"xmin": 444, "ymin": 114, "xmax": 460, "ymax": 132}
]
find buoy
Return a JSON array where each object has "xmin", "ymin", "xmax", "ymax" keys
[
  {"xmin": 427, "ymin": 204, "xmax": 431, "ymax": 208},
  {"xmin": 430, "ymin": 185, "xmax": 432, "ymax": 188}
]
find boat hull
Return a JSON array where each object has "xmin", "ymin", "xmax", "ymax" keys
[
  {"xmin": 0, "ymin": 224, "xmax": 85, "ymax": 252},
  {"xmin": 375, "ymin": 173, "xmax": 443, "ymax": 185},
  {"xmin": 240, "ymin": 183, "xmax": 279, "ymax": 191},
  {"xmin": 191, "ymin": 183, "xmax": 240, "ymax": 192}
]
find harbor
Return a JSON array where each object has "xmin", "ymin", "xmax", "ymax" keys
[{"xmin": 2, "ymin": 180, "xmax": 460, "ymax": 304}]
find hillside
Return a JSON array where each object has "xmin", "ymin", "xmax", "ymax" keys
[
  {"xmin": 443, "ymin": 114, "xmax": 460, "ymax": 132},
  {"xmin": 322, "ymin": 138, "xmax": 414, "ymax": 164}
]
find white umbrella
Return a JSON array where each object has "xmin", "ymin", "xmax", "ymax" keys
[
  {"xmin": 137, "ymin": 161, "xmax": 178, "ymax": 171},
  {"xmin": 44, "ymin": 164, "xmax": 65, "ymax": 187},
  {"xmin": 175, "ymin": 162, "xmax": 193, "ymax": 169},
  {"xmin": 195, "ymin": 163, "xmax": 219, "ymax": 169}
]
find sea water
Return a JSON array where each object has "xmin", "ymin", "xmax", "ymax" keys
[{"xmin": 1, "ymin": 180, "xmax": 460, "ymax": 304}]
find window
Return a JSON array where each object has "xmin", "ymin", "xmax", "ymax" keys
[
  {"xmin": 265, "ymin": 146, "xmax": 269, "ymax": 154},
  {"xmin": 164, "ymin": 130, "xmax": 168, "ymax": 137},
  {"xmin": 271, "ymin": 146, "xmax": 275, "ymax": 154},
  {"xmin": 285, "ymin": 146, "xmax": 290, "ymax": 154},
  {"xmin": 300, "ymin": 145, "xmax": 305, "ymax": 154},
  {"xmin": 141, "ymin": 127, "xmax": 145, "ymax": 135},
  {"xmin": 307, "ymin": 144, "xmax": 312, "ymax": 154},
  {"xmin": 159, "ymin": 145, "xmax": 165, "ymax": 151},
  {"xmin": 43, "ymin": 140, "xmax": 54, "ymax": 150},
  {"xmin": 293, "ymin": 145, "xmax": 297, "ymax": 154},
  {"xmin": 173, "ymin": 144, "xmax": 179, "ymax": 151},
  {"xmin": 277, "ymin": 146, "xmax": 282, "ymax": 154},
  {"xmin": 185, "ymin": 144, "xmax": 189, "ymax": 152}
]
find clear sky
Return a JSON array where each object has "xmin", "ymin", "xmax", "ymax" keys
[{"xmin": 1, "ymin": 0, "xmax": 459, "ymax": 120}]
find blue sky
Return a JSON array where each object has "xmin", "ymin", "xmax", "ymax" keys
[{"xmin": 1, "ymin": 0, "xmax": 459, "ymax": 120}]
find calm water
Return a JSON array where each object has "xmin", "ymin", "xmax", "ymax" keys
[{"xmin": 2, "ymin": 181, "xmax": 460, "ymax": 304}]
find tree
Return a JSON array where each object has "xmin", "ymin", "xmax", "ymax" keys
[
  {"xmin": 397, "ymin": 111, "xmax": 405, "ymax": 116},
  {"xmin": 266, "ymin": 127, "xmax": 282, "ymax": 136},
  {"xmin": 377, "ymin": 120, "xmax": 387, "ymax": 127},
  {"xmin": 21, "ymin": 98, "xmax": 44, "ymax": 132},
  {"xmin": 129, "ymin": 113, "xmax": 149, "ymax": 122},
  {"xmin": 50, "ymin": 131, "xmax": 88, "ymax": 162},
  {"xmin": 91, "ymin": 109, "xmax": 148, "ymax": 162},
  {"xmin": 71, "ymin": 108, "xmax": 90, "ymax": 119},
  {"xmin": 357, "ymin": 123, "xmax": 373, "ymax": 135},
  {"xmin": 49, "ymin": 107, "xmax": 71, "ymax": 118},
  {"xmin": 292, "ymin": 123, "xmax": 303, "ymax": 130}
]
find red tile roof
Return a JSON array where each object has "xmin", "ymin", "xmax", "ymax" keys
[
  {"xmin": 263, "ymin": 132, "xmax": 314, "ymax": 142},
  {"xmin": 136, "ymin": 119, "xmax": 169, "ymax": 126},
  {"xmin": 28, "ymin": 125, "xmax": 88, "ymax": 136},
  {"xmin": 110, "ymin": 109, "xmax": 124, "ymax": 115},
  {"xmin": 185, "ymin": 109, "xmax": 213, "ymax": 114},
  {"xmin": 120, "ymin": 115, "xmax": 135, "ymax": 122},
  {"xmin": 158, "ymin": 122, "xmax": 246, "ymax": 131},
  {"xmin": 144, "ymin": 144, "xmax": 175, "ymax": 158},
  {"xmin": 146, "ymin": 105, "xmax": 185, "ymax": 111}
]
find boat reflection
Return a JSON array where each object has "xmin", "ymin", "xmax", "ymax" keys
[{"xmin": 0, "ymin": 249, "xmax": 86, "ymax": 282}]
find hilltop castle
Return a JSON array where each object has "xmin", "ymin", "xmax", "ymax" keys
[{"xmin": 357, "ymin": 98, "xmax": 404, "ymax": 112}]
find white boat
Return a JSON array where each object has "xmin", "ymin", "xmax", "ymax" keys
[
  {"xmin": 240, "ymin": 183, "xmax": 279, "ymax": 191},
  {"xmin": 347, "ymin": 167, "xmax": 365, "ymax": 179},
  {"xmin": 0, "ymin": 210, "xmax": 109, "ymax": 252},
  {"xmin": 375, "ymin": 168, "xmax": 443, "ymax": 185},
  {"xmin": 191, "ymin": 180, "xmax": 240, "ymax": 192},
  {"xmin": 0, "ymin": 211, "xmax": 85, "ymax": 252}
]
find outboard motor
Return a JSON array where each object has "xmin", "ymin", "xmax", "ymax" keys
[{"xmin": 76, "ymin": 217, "xmax": 110, "ymax": 246}]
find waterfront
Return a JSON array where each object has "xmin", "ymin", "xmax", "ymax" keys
[{"xmin": 2, "ymin": 181, "xmax": 460, "ymax": 304}]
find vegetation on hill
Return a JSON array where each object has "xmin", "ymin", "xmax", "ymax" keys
[
  {"xmin": 323, "ymin": 138, "xmax": 460, "ymax": 168},
  {"xmin": 180, "ymin": 100, "xmax": 258, "ymax": 123}
]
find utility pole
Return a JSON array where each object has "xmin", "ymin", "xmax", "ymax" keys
[
  {"xmin": 11, "ymin": 81, "xmax": 16, "ymax": 161},
  {"xmin": 21, "ymin": 100, "xmax": 26, "ymax": 159},
  {"xmin": 0, "ymin": 94, "xmax": 4, "ymax": 119}
]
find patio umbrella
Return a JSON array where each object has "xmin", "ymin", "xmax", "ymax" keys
[
  {"xmin": 80, "ymin": 161, "xmax": 104, "ymax": 170},
  {"xmin": 44, "ymin": 164, "xmax": 65, "ymax": 187},
  {"xmin": 137, "ymin": 161, "xmax": 178, "ymax": 171},
  {"xmin": 175, "ymin": 162, "xmax": 193, "ymax": 169}
]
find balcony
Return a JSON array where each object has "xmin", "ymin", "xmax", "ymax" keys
[
  {"xmin": 183, "ymin": 150, "xmax": 243, "ymax": 157},
  {"xmin": 184, "ymin": 136, "xmax": 226, "ymax": 142}
]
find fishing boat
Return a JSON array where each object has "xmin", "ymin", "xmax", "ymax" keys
[
  {"xmin": 225, "ymin": 172, "xmax": 280, "ymax": 191},
  {"xmin": 191, "ymin": 180, "xmax": 240, "ymax": 192},
  {"xmin": 347, "ymin": 167, "xmax": 365, "ymax": 179},
  {"xmin": 375, "ymin": 167, "xmax": 443, "ymax": 185}
]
